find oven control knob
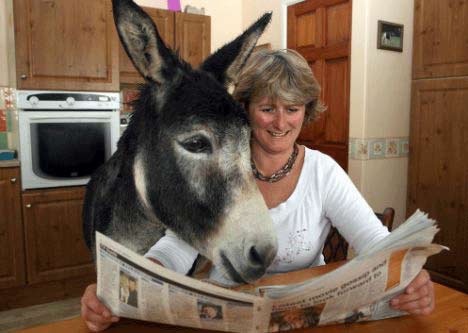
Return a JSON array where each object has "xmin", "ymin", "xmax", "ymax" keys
[
  {"xmin": 66, "ymin": 97, "xmax": 75, "ymax": 105},
  {"xmin": 29, "ymin": 96, "xmax": 39, "ymax": 106}
]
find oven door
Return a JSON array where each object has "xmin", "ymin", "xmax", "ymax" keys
[{"xmin": 19, "ymin": 111, "xmax": 120, "ymax": 190}]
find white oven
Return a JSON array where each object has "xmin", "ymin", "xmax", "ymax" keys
[{"xmin": 17, "ymin": 90, "xmax": 120, "ymax": 190}]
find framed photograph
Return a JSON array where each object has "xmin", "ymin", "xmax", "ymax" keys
[{"xmin": 377, "ymin": 20, "xmax": 404, "ymax": 52}]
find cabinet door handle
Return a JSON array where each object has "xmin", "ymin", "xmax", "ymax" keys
[
  {"xmin": 10, "ymin": 178, "xmax": 17, "ymax": 183},
  {"xmin": 26, "ymin": 204, "xmax": 32, "ymax": 208},
  {"xmin": 21, "ymin": 74, "xmax": 27, "ymax": 80}
]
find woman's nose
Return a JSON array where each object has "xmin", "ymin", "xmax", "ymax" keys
[{"xmin": 273, "ymin": 111, "xmax": 287, "ymax": 130}]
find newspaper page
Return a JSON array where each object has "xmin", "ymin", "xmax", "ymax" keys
[
  {"xmin": 95, "ymin": 210, "xmax": 446, "ymax": 333},
  {"xmin": 95, "ymin": 232, "xmax": 271, "ymax": 333},
  {"xmin": 256, "ymin": 210, "xmax": 447, "ymax": 332}
]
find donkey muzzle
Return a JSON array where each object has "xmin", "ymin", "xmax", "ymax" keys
[{"xmin": 220, "ymin": 236, "xmax": 278, "ymax": 283}]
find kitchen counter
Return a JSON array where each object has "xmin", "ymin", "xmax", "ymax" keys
[{"xmin": 0, "ymin": 159, "xmax": 19, "ymax": 168}]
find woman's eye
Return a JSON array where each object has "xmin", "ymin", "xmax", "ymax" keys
[
  {"xmin": 261, "ymin": 108, "xmax": 273, "ymax": 113},
  {"xmin": 288, "ymin": 107, "xmax": 299, "ymax": 113},
  {"xmin": 180, "ymin": 136, "xmax": 212, "ymax": 154}
]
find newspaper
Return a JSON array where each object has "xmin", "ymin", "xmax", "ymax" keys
[{"xmin": 95, "ymin": 210, "xmax": 447, "ymax": 332}]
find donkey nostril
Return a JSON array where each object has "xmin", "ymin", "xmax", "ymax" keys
[{"xmin": 249, "ymin": 246, "xmax": 264, "ymax": 266}]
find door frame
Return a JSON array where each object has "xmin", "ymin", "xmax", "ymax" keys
[{"xmin": 281, "ymin": 0, "xmax": 306, "ymax": 48}]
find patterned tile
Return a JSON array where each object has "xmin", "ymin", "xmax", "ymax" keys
[
  {"xmin": 0, "ymin": 132, "xmax": 8, "ymax": 149},
  {"xmin": 400, "ymin": 138, "xmax": 409, "ymax": 156},
  {"xmin": 349, "ymin": 137, "xmax": 409, "ymax": 160},
  {"xmin": 356, "ymin": 139, "xmax": 369, "ymax": 160},
  {"xmin": 368, "ymin": 138, "xmax": 386, "ymax": 159},
  {"xmin": 348, "ymin": 140, "xmax": 355, "ymax": 158},
  {"xmin": 0, "ymin": 109, "xmax": 6, "ymax": 132},
  {"xmin": 385, "ymin": 138, "xmax": 400, "ymax": 158},
  {"xmin": 2, "ymin": 87, "xmax": 16, "ymax": 110},
  {"xmin": 121, "ymin": 88, "xmax": 140, "ymax": 113}
]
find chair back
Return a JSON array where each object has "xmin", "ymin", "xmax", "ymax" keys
[{"xmin": 322, "ymin": 207, "xmax": 395, "ymax": 263}]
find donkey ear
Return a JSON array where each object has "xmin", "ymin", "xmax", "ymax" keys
[
  {"xmin": 200, "ymin": 13, "xmax": 272, "ymax": 87},
  {"xmin": 112, "ymin": 0, "xmax": 178, "ymax": 83}
]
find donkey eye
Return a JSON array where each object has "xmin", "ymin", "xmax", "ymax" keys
[{"xmin": 180, "ymin": 136, "xmax": 212, "ymax": 154}]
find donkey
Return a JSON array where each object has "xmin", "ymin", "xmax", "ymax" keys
[{"xmin": 83, "ymin": 0, "xmax": 278, "ymax": 284}]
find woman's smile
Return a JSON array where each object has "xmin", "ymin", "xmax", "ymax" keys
[
  {"xmin": 248, "ymin": 97, "xmax": 305, "ymax": 155},
  {"xmin": 268, "ymin": 130, "xmax": 290, "ymax": 137}
]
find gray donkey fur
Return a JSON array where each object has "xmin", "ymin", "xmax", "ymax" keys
[{"xmin": 82, "ymin": 0, "xmax": 278, "ymax": 283}]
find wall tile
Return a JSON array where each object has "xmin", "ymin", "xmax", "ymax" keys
[
  {"xmin": 0, "ymin": 132, "xmax": 8, "ymax": 149},
  {"xmin": 385, "ymin": 138, "xmax": 400, "ymax": 158},
  {"xmin": 0, "ymin": 109, "xmax": 6, "ymax": 131},
  {"xmin": 350, "ymin": 137, "xmax": 409, "ymax": 160},
  {"xmin": 368, "ymin": 138, "xmax": 386, "ymax": 159},
  {"xmin": 400, "ymin": 138, "xmax": 409, "ymax": 156}
]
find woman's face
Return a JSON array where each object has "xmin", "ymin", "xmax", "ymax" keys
[{"xmin": 248, "ymin": 96, "xmax": 305, "ymax": 155}]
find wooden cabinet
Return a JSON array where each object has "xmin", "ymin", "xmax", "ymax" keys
[
  {"xmin": 119, "ymin": 7, "xmax": 175, "ymax": 84},
  {"xmin": 22, "ymin": 186, "xmax": 94, "ymax": 284},
  {"xmin": 287, "ymin": 0, "xmax": 351, "ymax": 171},
  {"xmin": 413, "ymin": 0, "xmax": 468, "ymax": 79},
  {"xmin": 13, "ymin": 0, "xmax": 119, "ymax": 91},
  {"xmin": 408, "ymin": 78, "xmax": 468, "ymax": 293},
  {"xmin": 120, "ymin": 10, "xmax": 210, "ymax": 84},
  {"xmin": 408, "ymin": 0, "xmax": 468, "ymax": 292},
  {"xmin": 175, "ymin": 12, "xmax": 211, "ymax": 68},
  {"xmin": 0, "ymin": 171, "xmax": 95, "ymax": 310},
  {"xmin": 0, "ymin": 167, "xmax": 25, "ymax": 289}
]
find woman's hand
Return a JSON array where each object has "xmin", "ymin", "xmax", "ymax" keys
[
  {"xmin": 390, "ymin": 269, "xmax": 435, "ymax": 315},
  {"xmin": 81, "ymin": 283, "xmax": 120, "ymax": 332}
]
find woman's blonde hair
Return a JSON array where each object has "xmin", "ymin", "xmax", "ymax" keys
[{"xmin": 233, "ymin": 49, "xmax": 325, "ymax": 124}]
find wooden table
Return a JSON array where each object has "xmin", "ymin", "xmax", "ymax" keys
[{"xmin": 16, "ymin": 263, "xmax": 468, "ymax": 333}]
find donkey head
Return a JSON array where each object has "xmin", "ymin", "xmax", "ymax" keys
[{"xmin": 113, "ymin": 0, "xmax": 277, "ymax": 283}]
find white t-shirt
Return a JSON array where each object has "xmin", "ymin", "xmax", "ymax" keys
[{"xmin": 145, "ymin": 148, "xmax": 390, "ymax": 282}]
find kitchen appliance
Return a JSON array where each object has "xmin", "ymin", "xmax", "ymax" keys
[{"xmin": 17, "ymin": 90, "xmax": 120, "ymax": 190}]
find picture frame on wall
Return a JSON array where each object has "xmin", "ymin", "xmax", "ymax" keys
[{"xmin": 377, "ymin": 20, "xmax": 404, "ymax": 52}]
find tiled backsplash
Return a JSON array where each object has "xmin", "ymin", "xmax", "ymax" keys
[
  {"xmin": 349, "ymin": 137, "xmax": 409, "ymax": 160},
  {"xmin": 0, "ymin": 87, "xmax": 17, "ymax": 150}
]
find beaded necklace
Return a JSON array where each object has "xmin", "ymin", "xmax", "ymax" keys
[{"xmin": 251, "ymin": 144, "xmax": 299, "ymax": 183}]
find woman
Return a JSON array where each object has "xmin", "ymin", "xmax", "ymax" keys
[{"xmin": 81, "ymin": 49, "xmax": 434, "ymax": 331}]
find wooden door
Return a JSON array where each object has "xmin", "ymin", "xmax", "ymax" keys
[
  {"xmin": 175, "ymin": 12, "xmax": 211, "ymax": 68},
  {"xmin": 0, "ymin": 167, "xmax": 25, "ymax": 289},
  {"xmin": 14, "ymin": 0, "xmax": 119, "ymax": 91},
  {"xmin": 413, "ymin": 0, "xmax": 468, "ymax": 79},
  {"xmin": 408, "ymin": 80, "xmax": 468, "ymax": 293},
  {"xmin": 287, "ymin": 0, "xmax": 351, "ymax": 170},
  {"xmin": 22, "ymin": 186, "xmax": 94, "ymax": 284},
  {"xmin": 409, "ymin": 0, "xmax": 468, "ymax": 293},
  {"xmin": 119, "ymin": 8, "xmax": 175, "ymax": 84}
]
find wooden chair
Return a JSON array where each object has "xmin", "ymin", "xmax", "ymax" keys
[{"xmin": 322, "ymin": 207, "xmax": 395, "ymax": 263}]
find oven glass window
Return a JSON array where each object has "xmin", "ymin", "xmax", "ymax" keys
[{"xmin": 30, "ymin": 123, "xmax": 110, "ymax": 179}]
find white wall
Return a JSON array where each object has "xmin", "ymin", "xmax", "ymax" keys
[
  {"xmin": 0, "ymin": 0, "xmax": 15, "ymax": 87},
  {"xmin": 349, "ymin": 0, "xmax": 414, "ymax": 227},
  {"xmin": 242, "ymin": 0, "xmax": 283, "ymax": 49}
]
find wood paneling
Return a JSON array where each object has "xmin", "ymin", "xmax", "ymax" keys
[
  {"xmin": 288, "ymin": 0, "xmax": 351, "ymax": 171},
  {"xmin": 22, "ymin": 187, "xmax": 94, "ymax": 284},
  {"xmin": 410, "ymin": 0, "xmax": 468, "ymax": 293},
  {"xmin": 408, "ymin": 78, "xmax": 468, "ymax": 292},
  {"xmin": 296, "ymin": 12, "xmax": 318, "ymax": 47},
  {"xmin": 0, "ymin": 274, "xmax": 95, "ymax": 311},
  {"xmin": 175, "ymin": 12, "xmax": 211, "ymax": 68},
  {"xmin": 119, "ymin": 7, "xmax": 175, "ymax": 84},
  {"xmin": 13, "ymin": 0, "xmax": 119, "ymax": 91},
  {"xmin": 0, "ymin": 167, "xmax": 25, "ymax": 289},
  {"xmin": 413, "ymin": 0, "xmax": 468, "ymax": 79}
]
